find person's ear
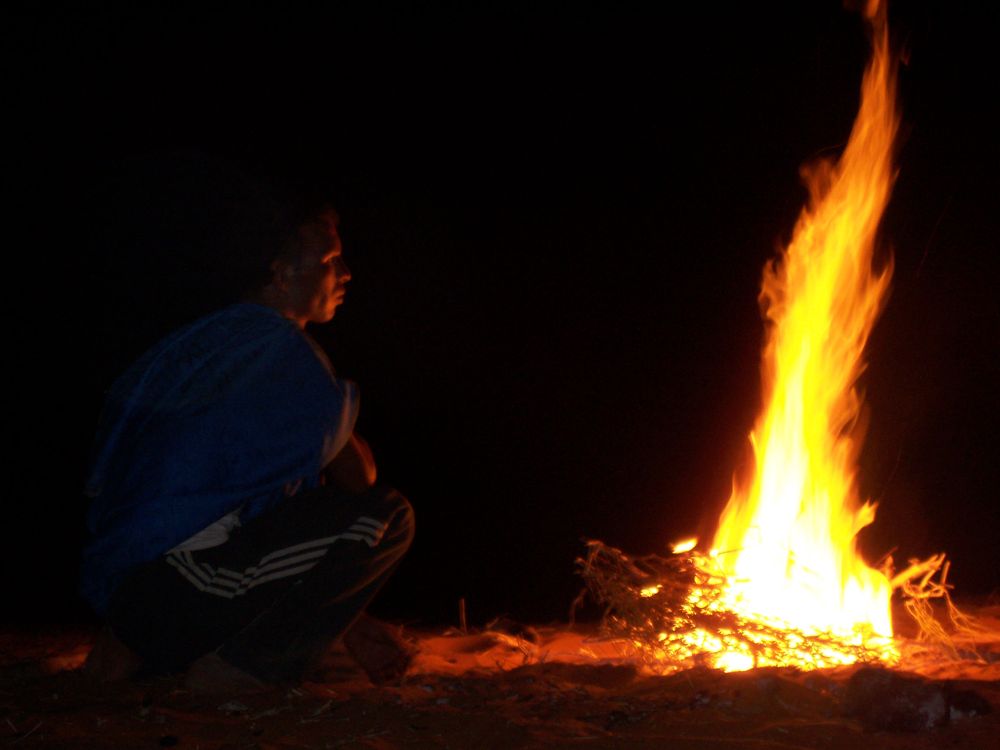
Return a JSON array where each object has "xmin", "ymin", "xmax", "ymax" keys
[{"xmin": 269, "ymin": 257, "xmax": 295, "ymax": 292}]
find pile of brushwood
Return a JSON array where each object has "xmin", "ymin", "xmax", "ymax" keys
[{"xmin": 575, "ymin": 539, "xmax": 984, "ymax": 673}]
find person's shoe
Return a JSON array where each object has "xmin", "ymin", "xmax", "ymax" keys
[
  {"xmin": 183, "ymin": 652, "xmax": 269, "ymax": 695},
  {"xmin": 82, "ymin": 626, "xmax": 143, "ymax": 683},
  {"xmin": 342, "ymin": 613, "xmax": 415, "ymax": 685}
]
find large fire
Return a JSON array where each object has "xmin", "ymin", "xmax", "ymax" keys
[
  {"xmin": 701, "ymin": 0, "xmax": 899, "ymax": 670},
  {"xmin": 579, "ymin": 0, "xmax": 987, "ymax": 677},
  {"xmin": 589, "ymin": 1, "xmax": 907, "ymax": 673}
]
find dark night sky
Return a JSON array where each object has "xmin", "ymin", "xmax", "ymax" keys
[{"xmin": 7, "ymin": 1, "xmax": 998, "ymax": 627}]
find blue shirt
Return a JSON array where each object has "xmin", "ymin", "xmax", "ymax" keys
[{"xmin": 81, "ymin": 304, "xmax": 359, "ymax": 614}]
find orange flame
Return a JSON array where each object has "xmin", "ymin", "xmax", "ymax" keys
[{"xmin": 706, "ymin": 2, "xmax": 899, "ymax": 670}]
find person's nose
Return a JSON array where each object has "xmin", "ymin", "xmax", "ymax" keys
[{"xmin": 335, "ymin": 257, "xmax": 351, "ymax": 282}]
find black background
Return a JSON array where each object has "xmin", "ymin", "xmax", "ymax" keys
[{"xmin": 7, "ymin": 1, "xmax": 998, "ymax": 628}]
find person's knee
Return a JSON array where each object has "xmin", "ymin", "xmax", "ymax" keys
[
  {"xmin": 349, "ymin": 484, "xmax": 413, "ymax": 556},
  {"xmin": 383, "ymin": 489, "xmax": 414, "ymax": 552}
]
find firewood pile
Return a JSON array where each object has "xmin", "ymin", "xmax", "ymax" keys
[{"xmin": 576, "ymin": 539, "xmax": 992, "ymax": 673}]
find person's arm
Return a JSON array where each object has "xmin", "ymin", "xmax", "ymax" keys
[{"xmin": 324, "ymin": 432, "xmax": 377, "ymax": 493}]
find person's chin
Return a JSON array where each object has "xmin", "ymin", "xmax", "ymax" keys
[
  {"xmin": 322, "ymin": 301, "xmax": 341, "ymax": 321},
  {"xmin": 305, "ymin": 307, "xmax": 337, "ymax": 326}
]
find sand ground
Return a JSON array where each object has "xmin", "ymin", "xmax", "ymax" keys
[{"xmin": 2, "ymin": 605, "xmax": 999, "ymax": 749}]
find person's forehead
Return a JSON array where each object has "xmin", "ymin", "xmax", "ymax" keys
[
  {"xmin": 289, "ymin": 219, "xmax": 337, "ymax": 261},
  {"xmin": 316, "ymin": 211, "xmax": 341, "ymax": 241}
]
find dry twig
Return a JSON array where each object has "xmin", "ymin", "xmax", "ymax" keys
[{"xmin": 894, "ymin": 554, "xmax": 989, "ymax": 664}]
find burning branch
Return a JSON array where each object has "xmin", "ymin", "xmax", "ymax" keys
[{"xmin": 888, "ymin": 553, "xmax": 948, "ymax": 591}]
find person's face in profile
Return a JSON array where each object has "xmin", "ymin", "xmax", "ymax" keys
[{"xmin": 282, "ymin": 211, "xmax": 351, "ymax": 327}]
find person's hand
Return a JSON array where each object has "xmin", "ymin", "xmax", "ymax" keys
[{"xmin": 324, "ymin": 433, "xmax": 377, "ymax": 493}]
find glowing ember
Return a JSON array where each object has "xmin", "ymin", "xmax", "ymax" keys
[
  {"xmin": 671, "ymin": 538, "xmax": 697, "ymax": 554},
  {"xmin": 671, "ymin": 1, "xmax": 900, "ymax": 671}
]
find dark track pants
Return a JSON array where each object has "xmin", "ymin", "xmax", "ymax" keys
[{"xmin": 106, "ymin": 484, "xmax": 414, "ymax": 682}]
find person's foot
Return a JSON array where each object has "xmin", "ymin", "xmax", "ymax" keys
[
  {"xmin": 83, "ymin": 626, "xmax": 143, "ymax": 683},
  {"xmin": 184, "ymin": 652, "xmax": 269, "ymax": 695},
  {"xmin": 342, "ymin": 613, "xmax": 414, "ymax": 685}
]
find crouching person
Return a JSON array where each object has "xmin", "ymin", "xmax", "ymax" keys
[{"xmin": 81, "ymin": 196, "xmax": 414, "ymax": 692}]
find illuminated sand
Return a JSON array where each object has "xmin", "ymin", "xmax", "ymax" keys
[{"xmin": 2, "ymin": 618, "xmax": 999, "ymax": 748}]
